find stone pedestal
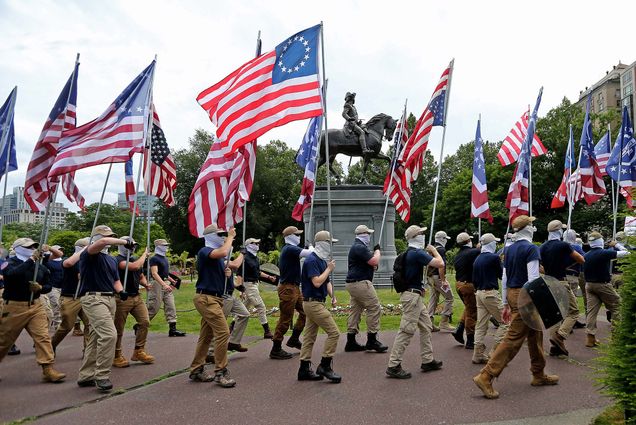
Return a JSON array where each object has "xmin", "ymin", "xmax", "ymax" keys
[{"xmin": 304, "ymin": 185, "xmax": 397, "ymax": 288}]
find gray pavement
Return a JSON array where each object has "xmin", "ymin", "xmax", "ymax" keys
[{"xmin": 1, "ymin": 320, "xmax": 610, "ymax": 425}]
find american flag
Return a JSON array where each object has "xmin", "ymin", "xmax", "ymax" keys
[
  {"xmin": 551, "ymin": 125, "xmax": 576, "ymax": 209},
  {"xmin": 143, "ymin": 107, "xmax": 176, "ymax": 207},
  {"xmin": 497, "ymin": 110, "xmax": 548, "ymax": 166},
  {"xmin": 124, "ymin": 158, "xmax": 139, "ymax": 214},
  {"xmin": 0, "ymin": 87, "xmax": 18, "ymax": 176},
  {"xmin": 48, "ymin": 60, "xmax": 155, "ymax": 180},
  {"xmin": 24, "ymin": 64, "xmax": 87, "ymax": 212},
  {"xmin": 188, "ymin": 139, "xmax": 256, "ymax": 236},
  {"xmin": 594, "ymin": 130, "xmax": 611, "ymax": 176},
  {"xmin": 607, "ymin": 106, "xmax": 635, "ymax": 207},
  {"xmin": 574, "ymin": 94, "xmax": 606, "ymax": 205},
  {"xmin": 506, "ymin": 88, "xmax": 542, "ymax": 221},
  {"xmin": 292, "ymin": 116, "xmax": 322, "ymax": 221},
  {"xmin": 382, "ymin": 110, "xmax": 411, "ymax": 220},
  {"xmin": 387, "ymin": 62, "xmax": 452, "ymax": 221},
  {"xmin": 197, "ymin": 24, "xmax": 323, "ymax": 155},
  {"xmin": 470, "ymin": 118, "xmax": 493, "ymax": 223}
]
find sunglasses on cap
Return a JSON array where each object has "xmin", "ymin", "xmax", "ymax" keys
[{"xmin": 217, "ymin": 231, "xmax": 228, "ymax": 237}]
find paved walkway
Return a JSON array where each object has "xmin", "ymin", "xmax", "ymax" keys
[{"xmin": 0, "ymin": 319, "xmax": 610, "ymax": 425}]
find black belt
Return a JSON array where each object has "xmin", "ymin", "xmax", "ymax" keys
[
  {"xmin": 587, "ymin": 281, "xmax": 610, "ymax": 284},
  {"xmin": 305, "ymin": 297, "xmax": 326, "ymax": 302},
  {"xmin": 279, "ymin": 282, "xmax": 299, "ymax": 286},
  {"xmin": 196, "ymin": 289, "xmax": 223, "ymax": 297},
  {"xmin": 117, "ymin": 292, "xmax": 139, "ymax": 297},
  {"xmin": 345, "ymin": 279, "xmax": 369, "ymax": 283},
  {"xmin": 406, "ymin": 288, "xmax": 423, "ymax": 295},
  {"xmin": 85, "ymin": 292, "xmax": 114, "ymax": 296}
]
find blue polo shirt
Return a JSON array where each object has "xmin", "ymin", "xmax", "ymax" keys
[
  {"xmin": 566, "ymin": 244, "xmax": 585, "ymax": 276},
  {"xmin": 472, "ymin": 252, "xmax": 503, "ymax": 290},
  {"xmin": 61, "ymin": 262, "xmax": 80, "ymax": 297},
  {"xmin": 346, "ymin": 239, "xmax": 374, "ymax": 282},
  {"xmin": 404, "ymin": 248, "xmax": 434, "ymax": 291},
  {"xmin": 196, "ymin": 247, "xmax": 227, "ymax": 294},
  {"xmin": 149, "ymin": 255, "xmax": 170, "ymax": 279},
  {"xmin": 279, "ymin": 244, "xmax": 303, "ymax": 284},
  {"xmin": 79, "ymin": 251, "xmax": 119, "ymax": 294},
  {"xmin": 539, "ymin": 240, "xmax": 574, "ymax": 280},
  {"xmin": 46, "ymin": 259, "xmax": 65, "ymax": 289},
  {"xmin": 238, "ymin": 252, "xmax": 260, "ymax": 282},
  {"xmin": 428, "ymin": 244, "xmax": 446, "ymax": 276},
  {"xmin": 584, "ymin": 248, "xmax": 617, "ymax": 283},
  {"xmin": 301, "ymin": 253, "xmax": 328, "ymax": 300},
  {"xmin": 503, "ymin": 240, "xmax": 540, "ymax": 288}
]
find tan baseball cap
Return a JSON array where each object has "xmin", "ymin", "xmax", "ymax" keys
[
  {"xmin": 405, "ymin": 225, "xmax": 427, "ymax": 240},
  {"xmin": 11, "ymin": 238, "xmax": 39, "ymax": 249},
  {"xmin": 154, "ymin": 239, "xmax": 170, "ymax": 246},
  {"xmin": 616, "ymin": 231, "xmax": 626, "ymax": 241},
  {"xmin": 588, "ymin": 231, "xmax": 603, "ymax": 242},
  {"xmin": 512, "ymin": 215, "xmax": 536, "ymax": 231},
  {"xmin": 456, "ymin": 232, "xmax": 472, "ymax": 244},
  {"xmin": 547, "ymin": 220, "xmax": 567, "ymax": 232},
  {"xmin": 245, "ymin": 238, "xmax": 261, "ymax": 245},
  {"xmin": 435, "ymin": 230, "xmax": 450, "ymax": 240},
  {"xmin": 282, "ymin": 226, "xmax": 303, "ymax": 236},
  {"xmin": 355, "ymin": 224, "xmax": 374, "ymax": 235},
  {"xmin": 203, "ymin": 224, "xmax": 226, "ymax": 235},
  {"xmin": 123, "ymin": 236, "xmax": 139, "ymax": 245},
  {"xmin": 51, "ymin": 245, "xmax": 62, "ymax": 250},
  {"xmin": 480, "ymin": 233, "xmax": 501, "ymax": 244},
  {"xmin": 314, "ymin": 230, "xmax": 338, "ymax": 243},
  {"xmin": 91, "ymin": 225, "xmax": 117, "ymax": 238},
  {"xmin": 74, "ymin": 237, "xmax": 90, "ymax": 247}
]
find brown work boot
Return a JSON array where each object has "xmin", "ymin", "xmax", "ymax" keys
[
  {"xmin": 586, "ymin": 334, "xmax": 599, "ymax": 347},
  {"xmin": 189, "ymin": 366, "xmax": 215, "ymax": 382},
  {"xmin": 430, "ymin": 317, "xmax": 440, "ymax": 332},
  {"xmin": 131, "ymin": 348, "xmax": 155, "ymax": 364},
  {"xmin": 472, "ymin": 344, "xmax": 489, "ymax": 364},
  {"xmin": 549, "ymin": 332, "xmax": 569, "ymax": 356},
  {"xmin": 72, "ymin": 322, "xmax": 84, "ymax": 336},
  {"xmin": 531, "ymin": 374, "xmax": 560, "ymax": 386},
  {"xmin": 214, "ymin": 368, "xmax": 237, "ymax": 388},
  {"xmin": 42, "ymin": 365, "xmax": 66, "ymax": 383},
  {"xmin": 112, "ymin": 350, "xmax": 130, "ymax": 368},
  {"xmin": 473, "ymin": 371, "xmax": 499, "ymax": 399}
]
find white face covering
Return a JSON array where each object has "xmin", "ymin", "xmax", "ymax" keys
[
  {"xmin": 464, "ymin": 241, "xmax": 473, "ymax": 248},
  {"xmin": 285, "ymin": 234, "xmax": 301, "ymax": 246},
  {"xmin": 314, "ymin": 241, "xmax": 331, "ymax": 260},
  {"xmin": 155, "ymin": 245, "xmax": 168, "ymax": 256},
  {"xmin": 435, "ymin": 236, "xmax": 448, "ymax": 247},
  {"xmin": 548, "ymin": 230, "xmax": 563, "ymax": 241},
  {"xmin": 589, "ymin": 238, "xmax": 604, "ymax": 249},
  {"xmin": 515, "ymin": 226, "xmax": 535, "ymax": 243},
  {"xmin": 15, "ymin": 246, "xmax": 35, "ymax": 261},
  {"xmin": 246, "ymin": 243, "xmax": 259, "ymax": 256},
  {"xmin": 408, "ymin": 234, "xmax": 425, "ymax": 249},
  {"xmin": 204, "ymin": 233, "xmax": 225, "ymax": 249},
  {"xmin": 75, "ymin": 245, "xmax": 84, "ymax": 254},
  {"xmin": 356, "ymin": 234, "xmax": 371, "ymax": 246},
  {"xmin": 481, "ymin": 241, "xmax": 497, "ymax": 253},
  {"xmin": 118, "ymin": 245, "xmax": 133, "ymax": 256},
  {"xmin": 563, "ymin": 230, "xmax": 577, "ymax": 244},
  {"xmin": 91, "ymin": 234, "xmax": 111, "ymax": 254}
]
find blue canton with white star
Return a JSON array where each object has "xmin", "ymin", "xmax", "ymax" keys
[
  {"xmin": 607, "ymin": 106, "xmax": 636, "ymax": 183},
  {"xmin": 113, "ymin": 61, "xmax": 155, "ymax": 123},
  {"xmin": 273, "ymin": 24, "xmax": 320, "ymax": 84},
  {"xmin": 473, "ymin": 119, "xmax": 486, "ymax": 184}
]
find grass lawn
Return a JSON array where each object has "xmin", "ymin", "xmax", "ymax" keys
[{"xmin": 127, "ymin": 277, "xmax": 587, "ymax": 338}]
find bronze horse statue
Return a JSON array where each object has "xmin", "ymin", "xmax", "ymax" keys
[{"xmin": 318, "ymin": 113, "xmax": 397, "ymax": 183}]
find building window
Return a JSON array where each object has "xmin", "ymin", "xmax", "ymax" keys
[
  {"xmin": 624, "ymin": 83, "xmax": 633, "ymax": 97},
  {"xmin": 598, "ymin": 92, "xmax": 605, "ymax": 112},
  {"xmin": 623, "ymin": 72, "xmax": 633, "ymax": 85}
]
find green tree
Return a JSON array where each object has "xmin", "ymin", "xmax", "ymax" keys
[{"xmin": 48, "ymin": 230, "xmax": 85, "ymax": 254}]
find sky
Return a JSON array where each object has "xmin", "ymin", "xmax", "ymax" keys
[{"xmin": 0, "ymin": 0, "xmax": 633, "ymax": 212}]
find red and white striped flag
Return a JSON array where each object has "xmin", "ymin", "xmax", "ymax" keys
[
  {"xmin": 383, "ymin": 111, "xmax": 412, "ymax": 221},
  {"xmin": 124, "ymin": 158, "xmax": 139, "ymax": 215},
  {"xmin": 47, "ymin": 61, "xmax": 155, "ymax": 181},
  {"xmin": 188, "ymin": 140, "xmax": 256, "ymax": 236},
  {"xmin": 143, "ymin": 106, "xmax": 176, "ymax": 207},
  {"xmin": 196, "ymin": 25, "xmax": 323, "ymax": 155},
  {"xmin": 24, "ymin": 62, "xmax": 86, "ymax": 211},
  {"xmin": 497, "ymin": 111, "xmax": 547, "ymax": 166},
  {"xmin": 292, "ymin": 116, "xmax": 322, "ymax": 221}
]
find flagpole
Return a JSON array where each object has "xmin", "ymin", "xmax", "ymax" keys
[
  {"xmin": 476, "ymin": 113, "xmax": 482, "ymax": 239},
  {"xmin": 614, "ymin": 123, "xmax": 625, "ymax": 240},
  {"xmin": 0, "ymin": 87, "xmax": 17, "ymax": 244},
  {"xmin": 429, "ymin": 59, "xmax": 454, "ymax": 245},
  {"xmin": 606, "ymin": 124, "xmax": 617, "ymax": 239},
  {"xmin": 566, "ymin": 124, "xmax": 575, "ymax": 230},
  {"xmin": 527, "ymin": 104, "xmax": 533, "ymax": 218},
  {"xmin": 319, "ymin": 22, "xmax": 334, "ymax": 251},
  {"xmin": 378, "ymin": 99, "xmax": 407, "ymax": 245}
]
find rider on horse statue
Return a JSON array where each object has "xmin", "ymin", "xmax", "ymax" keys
[{"xmin": 342, "ymin": 92, "xmax": 373, "ymax": 154}]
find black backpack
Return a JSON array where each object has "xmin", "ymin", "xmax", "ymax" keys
[{"xmin": 392, "ymin": 248, "xmax": 413, "ymax": 293}]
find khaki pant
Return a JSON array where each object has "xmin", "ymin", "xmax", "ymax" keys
[
  {"xmin": 566, "ymin": 274, "xmax": 587, "ymax": 315},
  {"xmin": 51, "ymin": 296, "xmax": 89, "ymax": 349},
  {"xmin": 273, "ymin": 284, "xmax": 305, "ymax": 342},
  {"xmin": 190, "ymin": 294, "xmax": 229, "ymax": 373},
  {"xmin": 474, "ymin": 290, "xmax": 509, "ymax": 350},
  {"xmin": 483, "ymin": 288, "xmax": 546, "ymax": 378},
  {"xmin": 456, "ymin": 281, "xmax": 477, "ymax": 334},
  {"xmin": 41, "ymin": 293, "xmax": 54, "ymax": 326},
  {"xmin": 47, "ymin": 287, "xmax": 62, "ymax": 329},
  {"xmin": 79, "ymin": 295, "xmax": 117, "ymax": 381},
  {"xmin": 427, "ymin": 275, "xmax": 453, "ymax": 318},
  {"xmin": 553, "ymin": 281, "xmax": 580, "ymax": 340},
  {"xmin": 114, "ymin": 295, "xmax": 150, "ymax": 351},
  {"xmin": 345, "ymin": 280, "xmax": 382, "ymax": 334},
  {"xmin": 586, "ymin": 283, "xmax": 621, "ymax": 335},
  {"xmin": 147, "ymin": 280, "xmax": 177, "ymax": 323},
  {"xmin": 388, "ymin": 291, "xmax": 434, "ymax": 367},
  {"xmin": 300, "ymin": 301, "xmax": 340, "ymax": 361},
  {"xmin": 210, "ymin": 295, "xmax": 249, "ymax": 351},
  {"xmin": 0, "ymin": 300, "xmax": 55, "ymax": 365},
  {"xmin": 243, "ymin": 282, "xmax": 267, "ymax": 325}
]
